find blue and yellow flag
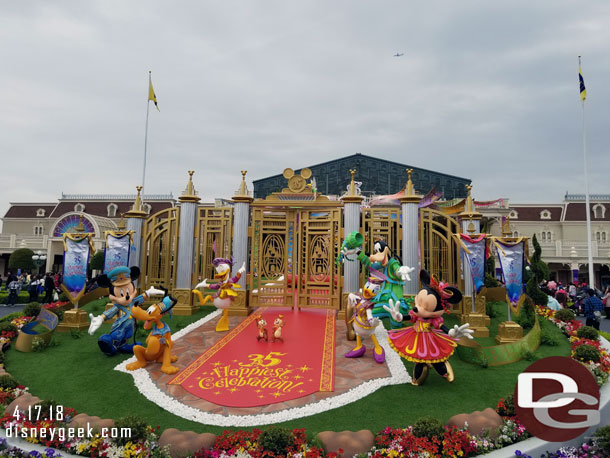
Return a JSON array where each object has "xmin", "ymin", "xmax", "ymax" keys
[{"xmin": 579, "ymin": 59, "xmax": 587, "ymax": 101}]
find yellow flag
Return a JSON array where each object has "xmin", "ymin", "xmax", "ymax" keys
[
  {"xmin": 148, "ymin": 76, "xmax": 159, "ymax": 111},
  {"xmin": 579, "ymin": 58, "xmax": 587, "ymax": 101}
]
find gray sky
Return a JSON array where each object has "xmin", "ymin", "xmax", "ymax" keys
[{"xmin": 2, "ymin": 1, "xmax": 610, "ymax": 224}]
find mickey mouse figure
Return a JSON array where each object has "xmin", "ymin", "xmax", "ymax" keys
[
  {"xmin": 88, "ymin": 266, "xmax": 165, "ymax": 356},
  {"xmin": 383, "ymin": 270, "xmax": 474, "ymax": 385}
]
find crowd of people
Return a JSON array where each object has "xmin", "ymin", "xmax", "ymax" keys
[
  {"xmin": 540, "ymin": 279, "xmax": 610, "ymax": 330},
  {"xmin": 0, "ymin": 271, "xmax": 63, "ymax": 306}
]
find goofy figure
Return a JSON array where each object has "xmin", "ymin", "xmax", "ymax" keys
[
  {"xmin": 342, "ymin": 239, "xmax": 415, "ymax": 328},
  {"xmin": 88, "ymin": 266, "xmax": 165, "ymax": 356},
  {"xmin": 192, "ymin": 257, "xmax": 246, "ymax": 332}
]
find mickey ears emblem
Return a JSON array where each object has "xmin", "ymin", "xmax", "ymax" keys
[{"xmin": 283, "ymin": 168, "xmax": 312, "ymax": 180}]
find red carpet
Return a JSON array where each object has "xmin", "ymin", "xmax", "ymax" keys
[{"xmin": 169, "ymin": 307, "xmax": 336, "ymax": 407}]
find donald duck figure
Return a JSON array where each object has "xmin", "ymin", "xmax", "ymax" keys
[{"xmin": 192, "ymin": 257, "xmax": 246, "ymax": 332}]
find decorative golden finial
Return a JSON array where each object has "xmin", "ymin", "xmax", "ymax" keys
[
  {"xmin": 233, "ymin": 170, "xmax": 254, "ymax": 201},
  {"xmin": 406, "ymin": 169, "xmax": 414, "ymax": 196},
  {"xmin": 179, "ymin": 170, "xmax": 201, "ymax": 202},
  {"xmin": 134, "ymin": 186, "xmax": 143, "ymax": 211},
  {"xmin": 502, "ymin": 216, "xmax": 512, "ymax": 237},
  {"xmin": 125, "ymin": 185, "xmax": 148, "ymax": 218},
  {"xmin": 348, "ymin": 169, "xmax": 357, "ymax": 196},
  {"xmin": 118, "ymin": 213, "xmax": 126, "ymax": 230},
  {"xmin": 76, "ymin": 214, "xmax": 85, "ymax": 233},
  {"xmin": 465, "ymin": 184, "xmax": 474, "ymax": 214}
]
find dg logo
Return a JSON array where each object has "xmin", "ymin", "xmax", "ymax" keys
[{"xmin": 515, "ymin": 356, "xmax": 600, "ymax": 442}]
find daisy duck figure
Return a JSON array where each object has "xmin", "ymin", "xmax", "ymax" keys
[
  {"xmin": 345, "ymin": 269, "xmax": 386, "ymax": 363},
  {"xmin": 340, "ymin": 233, "xmax": 415, "ymax": 328},
  {"xmin": 192, "ymin": 257, "xmax": 246, "ymax": 332},
  {"xmin": 383, "ymin": 270, "xmax": 474, "ymax": 385}
]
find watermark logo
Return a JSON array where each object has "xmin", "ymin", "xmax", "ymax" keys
[{"xmin": 515, "ymin": 356, "xmax": 600, "ymax": 442}]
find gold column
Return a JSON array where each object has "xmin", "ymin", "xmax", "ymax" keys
[{"xmin": 458, "ymin": 184, "xmax": 490, "ymax": 337}]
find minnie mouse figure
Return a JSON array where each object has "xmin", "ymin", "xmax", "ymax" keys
[{"xmin": 383, "ymin": 270, "xmax": 474, "ymax": 385}]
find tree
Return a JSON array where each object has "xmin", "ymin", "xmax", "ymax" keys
[
  {"xmin": 8, "ymin": 248, "xmax": 35, "ymax": 272},
  {"xmin": 525, "ymin": 234, "xmax": 550, "ymax": 305},
  {"xmin": 89, "ymin": 251, "xmax": 105, "ymax": 271}
]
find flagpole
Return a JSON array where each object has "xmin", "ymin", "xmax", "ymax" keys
[
  {"xmin": 579, "ymin": 56, "xmax": 595, "ymax": 289},
  {"xmin": 142, "ymin": 71, "xmax": 151, "ymax": 198}
]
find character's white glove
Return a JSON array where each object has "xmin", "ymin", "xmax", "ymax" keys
[
  {"xmin": 145, "ymin": 286, "xmax": 165, "ymax": 297},
  {"xmin": 347, "ymin": 293, "xmax": 360, "ymax": 307},
  {"xmin": 448, "ymin": 323, "xmax": 475, "ymax": 340},
  {"xmin": 382, "ymin": 298, "xmax": 403, "ymax": 323},
  {"xmin": 397, "ymin": 265, "xmax": 415, "ymax": 282},
  {"xmin": 88, "ymin": 314, "xmax": 104, "ymax": 335},
  {"xmin": 238, "ymin": 262, "xmax": 246, "ymax": 275},
  {"xmin": 341, "ymin": 246, "xmax": 359, "ymax": 257},
  {"xmin": 195, "ymin": 279, "xmax": 208, "ymax": 289},
  {"xmin": 369, "ymin": 317, "xmax": 381, "ymax": 328}
]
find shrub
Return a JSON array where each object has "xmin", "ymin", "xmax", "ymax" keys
[
  {"xmin": 594, "ymin": 425, "xmax": 610, "ymax": 452},
  {"xmin": 521, "ymin": 349, "xmax": 538, "ymax": 361},
  {"xmin": 516, "ymin": 297, "xmax": 536, "ymax": 330},
  {"xmin": 484, "ymin": 273, "xmax": 499, "ymax": 288},
  {"xmin": 576, "ymin": 326, "xmax": 599, "ymax": 341},
  {"xmin": 412, "ymin": 416, "xmax": 445, "ymax": 440},
  {"xmin": 485, "ymin": 301, "xmax": 499, "ymax": 318},
  {"xmin": 0, "ymin": 322, "xmax": 18, "ymax": 334},
  {"xmin": 58, "ymin": 291, "xmax": 69, "ymax": 302},
  {"xmin": 114, "ymin": 415, "xmax": 148, "ymax": 445},
  {"xmin": 573, "ymin": 344, "xmax": 601, "ymax": 363},
  {"xmin": 555, "ymin": 308, "xmax": 576, "ymax": 322},
  {"xmin": 525, "ymin": 234, "xmax": 550, "ymax": 306},
  {"xmin": 8, "ymin": 248, "xmax": 35, "ymax": 271},
  {"xmin": 0, "ymin": 375, "xmax": 19, "ymax": 390},
  {"xmin": 89, "ymin": 251, "xmax": 105, "ymax": 271},
  {"xmin": 258, "ymin": 428, "xmax": 295, "ymax": 456},
  {"xmin": 540, "ymin": 329, "xmax": 559, "ymax": 346},
  {"xmin": 23, "ymin": 302, "xmax": 42, "ymax": 318}
]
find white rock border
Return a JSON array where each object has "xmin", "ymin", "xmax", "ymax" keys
[{"xmin": 114, "ymin": 312, "xmax": 411, "ymax": 427}]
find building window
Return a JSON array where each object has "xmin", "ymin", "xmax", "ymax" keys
[
  {"xmin": 36, "ymin": 208, "xmax": 45, "ymax": 217},
  {"xmin": 593, "ymin": 204, "xmax": 606, "ymax": 219},
  {"xmin": 596, "ymin": 231, "xmax": 607, "ymax": 242},
  {"xmin": 34, "ymin": 225, "xmax": 44, "ymax": 236},
  {"xmin": 540, "ymin": 209, "xmax": 551, "ymax": 220},
  {"xmin": 143, "ymin": 204, "xmax": 152, "ymax": 214},
  {"xmin": 74, "ymin": 203, "xmax": 85, "ymax": 212},
  {"xmin": 512, "ymin": 231, "xmax": 519, "ymax": 237},
  {"xmin": 508, "ymin": 210, "xmax": 518, "ymax": 219},
  {"xmin": 107, "ymin": 203, "xmax": 118, "ymax": 217}
]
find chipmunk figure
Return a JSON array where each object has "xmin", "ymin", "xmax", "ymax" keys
[
  {"xmin": 272, "ymin": 315, "xmax": 285, "ymax": 342},
  {"xmin": 192, "ymin": 257, "xmax": 246, "ymax": 332},
  {"xmin": 256, "ymin": 316, "xmax": 268, "ymax": 342},
  {"xmin": 126, "ymin": 294, "xmax": 179, "ymax": 375},
  {"xmin": 384, "ymin": 270, "xmax": 474, "ymax": 385}
]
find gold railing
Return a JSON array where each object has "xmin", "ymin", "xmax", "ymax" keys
[
  {"xmin": 193, "ymin": 207, "xmax": 233, "ymax": 284},
  {"xmin": 140, "ymin": 207, "xmax": 180, "ymax": 290}
]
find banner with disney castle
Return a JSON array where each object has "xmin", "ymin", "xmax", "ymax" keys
[
  {"xmin": 103, "ymin": 231, "xmax": 133, "ymax": 274},
  {"xmin": 61, "ymin": 233, "xmax": 94, "ymax": 304}
]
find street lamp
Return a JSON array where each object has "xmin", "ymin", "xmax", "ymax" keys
[{"xmin": 32, "ymin": 251, "xmax": 47, "ymax": 274}]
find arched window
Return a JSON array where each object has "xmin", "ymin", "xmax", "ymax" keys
[
  {"xmin": 512, "ymin": 231, "xmax": 519, "ymax": 237},
  {"xmin": 546, "ymin": 231, "xmax": 552, "ymax": 241},
  {"xmin": 593, "ymin": 204, "xmax": 606, "ymax": 219},
  {"xmin": 107, "ymin": 203, "xmax": 118, "ymax": 217},
  {"xmin": 74, "ymin": 203, "xmax": 85, "ymax": 212},
  {"xmin": 143, "ymin": 203, "xmax": 152, "ymax": 214},
  {"xmin": 541, "ymin": 232, "xmax": 546, "ymax": 241},
  {"xmin": 36, "ymin": 208, "xmax": 45, "ymax": 217}
]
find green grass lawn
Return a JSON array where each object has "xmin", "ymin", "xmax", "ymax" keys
[{"xmin": 4, "ymin": 299, "xmax": 570, "ymax": 435}]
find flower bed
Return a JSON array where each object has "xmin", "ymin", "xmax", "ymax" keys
[{"xmin": 535, "ymin": 305, "xmax": 610, "ymax": 386}]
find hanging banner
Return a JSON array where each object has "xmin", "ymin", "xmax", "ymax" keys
[
  {"xmin": 459, "ymin": 234, "xmax": 487, "ymax": 294},
  {"xmin": 103, "ymin": 231, "xmax": 133, "ymax": 274},
  {"xmin": 493, "ymin": 238, "xmax": 526, "ymax": 315},
  {"xmin": 61, "ymin": 234, "xmax": 94, "ymax": 305}
]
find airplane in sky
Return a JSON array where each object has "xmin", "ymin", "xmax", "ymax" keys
[{"xmin": 394, "ymin": 52, "xmax": 404, "ymax": 57}]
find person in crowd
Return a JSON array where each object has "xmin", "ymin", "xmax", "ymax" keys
[
  {"xmin": 7, "ymin": 277, "xmax": 21, "ymax": 306},
  {"xmin": 603, "ymin": 286, "xmax": 610, "ymax": 319},
  {"xmin": 568, "ymin": 282, "xmax": 577, "ymax": 302},
  {"xmin": 44, "ymin": 273, "xmax": 55, "ymax": 303},
  {"xmin": 28, "ymin": 275, "xmax": 39, "ymax": 303},
  {"xmin": 555, "ymin": 289, "xmax": 568, "ymax": 309},
  {"xmin": 583, "ymin": 288, "xmax": 603, "ymax": 330}
]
